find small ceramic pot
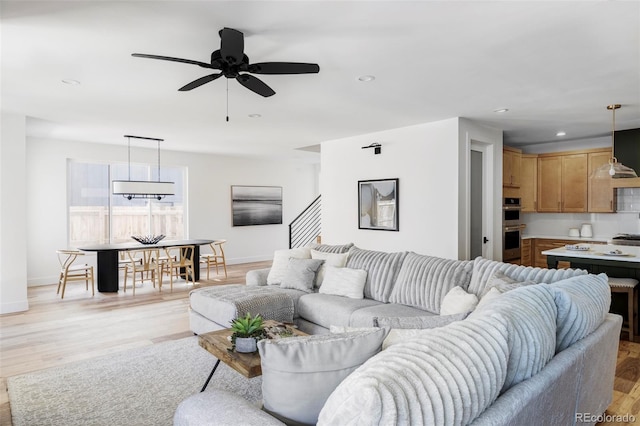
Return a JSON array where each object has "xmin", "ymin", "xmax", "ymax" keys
[{"xmin": 235, "ymin": 337, "xmax": 257, "ymax": 353}]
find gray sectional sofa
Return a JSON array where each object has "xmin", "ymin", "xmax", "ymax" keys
[{"xmin": 181, "ymin": 244, "xmax": 622, "ymax": 426}]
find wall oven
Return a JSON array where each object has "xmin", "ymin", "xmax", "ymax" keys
[{"xmin": 503, "ymin": 197, "xmax": 522, "ymax": 261}]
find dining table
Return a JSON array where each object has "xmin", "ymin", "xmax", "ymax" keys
[{"xmin": 79, "ymin": 239, "xmax": 215, "ymax": 292}]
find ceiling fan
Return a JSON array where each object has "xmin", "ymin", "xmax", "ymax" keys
[{"xmin": 132, "ymin": 27, "xmax": 320, "ymax": 98}]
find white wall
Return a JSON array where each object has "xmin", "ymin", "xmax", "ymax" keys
[
  {"xmin": 25, "ymin": 137, "xmax": 319, "ymax": 287},
  {"xmin": 0, "ymin": 113, "xmax": 29, "ymax": 314}
]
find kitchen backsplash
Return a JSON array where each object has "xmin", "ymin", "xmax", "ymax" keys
[{"xmin": 522, "ymin": 211, "xmax": 640, "ymax": 239}]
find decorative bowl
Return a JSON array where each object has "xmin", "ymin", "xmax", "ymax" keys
[{"xmin": 131, "ymin": 235, "xmax": 165, "ymax": 245}]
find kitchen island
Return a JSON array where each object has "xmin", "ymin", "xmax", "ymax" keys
[{"xmin": 543, "ymin": 244, "xmax": 640, "ymax": 342}]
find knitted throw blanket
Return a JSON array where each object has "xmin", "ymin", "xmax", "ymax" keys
[{"xmin": 196, "ymin": 285, "xmax": 294, "ymax": 323}]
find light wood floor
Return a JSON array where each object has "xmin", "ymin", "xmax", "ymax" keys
[{"xmin": 2, "ymin": 261, "xmax": 640, "ymax": 426}]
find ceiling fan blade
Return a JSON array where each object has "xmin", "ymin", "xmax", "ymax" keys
[
  {"xmin": 236, "ymin": 74, "xmax": 275, "ymax": 97},
  {"xmin": 178, "ymin": 73, "xmax": 224, "ymax": 91},
  {"xmin": 248, "ymin": 62, "xmax": 320, "ymax": 75},
  {"xmin": 132, "ymin": 53, "xmax": 216, "ymax": 69},
  {"xmin": 219, "ymin": 28, "xmax": 244, "ymax": 65}
]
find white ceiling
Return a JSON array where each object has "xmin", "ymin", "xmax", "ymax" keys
[{"xmin": 2, "ymin": 1, "xmax": 639, "ymax": 160}]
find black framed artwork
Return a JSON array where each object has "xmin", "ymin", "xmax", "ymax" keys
[
  {"xmin": 358, "ymin": 178, "xmax": 399, "ymax": 231},
  {"xmin": 231, "ymin": 185, "xmax": 283, "ymax": 226}
]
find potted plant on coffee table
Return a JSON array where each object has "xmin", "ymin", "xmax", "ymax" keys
[{"xmin": 229, "ymin": 313, "xmax": 265, "ymax": 353}]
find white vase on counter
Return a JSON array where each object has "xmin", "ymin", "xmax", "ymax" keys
[{"xmin": 580, "ymin": 223, "xmax": 593, "ymax": 238}]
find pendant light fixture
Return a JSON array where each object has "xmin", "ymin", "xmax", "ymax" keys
[
  {"xmin": 591, "ymin": 104, "xmax": 638, "ymax": 179},
  {"xmin": 112, "ymin": 135, "xmax": 175, "ymax": 200}
]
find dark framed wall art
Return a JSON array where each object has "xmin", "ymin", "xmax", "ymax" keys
[
  {"xmin": 358, "ymin": 178, "xmax": 399, "ymax": 231},
  {"xmin": 231, "ymin": 185, "xmax": 283, "ymax": 226}
]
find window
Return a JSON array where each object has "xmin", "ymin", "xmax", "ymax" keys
[{"xmin": 68, "ymin": 161, "xmax": 185, "ymax": 246}]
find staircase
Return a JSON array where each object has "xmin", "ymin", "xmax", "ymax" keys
[{"xmin": 289, "ymin": 195, "xmax": 321, "ymax": 249}]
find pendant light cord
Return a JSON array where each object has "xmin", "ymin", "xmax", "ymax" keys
[{"xmin": 226, "ymin": 79, "xmax": 229, "ymax": 122}]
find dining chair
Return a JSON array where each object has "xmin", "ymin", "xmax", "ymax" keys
[
  {"xmin": 123, "ymin": 249, "xmax": 162, "ymax": 295},
  {"xmin": 56, "ymin": 250, "xmax": 95, "ymax": 299},
  {"xmin": 163, "ymin": 245, "xmax": 196, "ymax": 291},
  {"xmin": 200, "ymin": 239, "xmax": 228, "ymax": 279}
]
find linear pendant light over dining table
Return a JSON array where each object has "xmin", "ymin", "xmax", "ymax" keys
[
  {"xmin": 591, "ymin": 104, "xmax": 638, "ymax": 179},
  {"xmin": 112, "ymin": 135, "xmax": 175, "ymax": 200}
]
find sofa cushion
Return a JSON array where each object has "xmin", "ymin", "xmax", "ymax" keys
[
  {"xmin": 267, "ymin": 247, "xmax": 312, "ymax": 285},
  {"xmin": 348, "ymin": 303, "xmax": 434, "ymax": 328},
  {"xmin": 388, "ymin": 252, "xmax": 474, "ymax": 314},
  {"xmin": 345, "ymin": 247, "xmax": 407, "ymax": 303},
  {"xmin": 440, "ymin": 286, "xmax": 478, "ymax": 315},
  {"xmin": 318, "ymin": 266, "xmax": 367, "ymax": 299},
  {"xmin": 317, "ymin": 314, "xmax": 510, "ymax": 426},
  {"xmin": 297, "ymin": 293, "xmax": 381, "ymax": 328},
  {"xmin": 549, "ymin": 273, "xmax": 611, "ymax": 352},
  {"xmin": 279, "ymin": 258, "xmax": 324, "ymax": 293},
  {"xmin": 467, "ymin": 256, "xmax": 587, "ymax": 297},
  {"xmin": 373, "ymin": 312, "xmax": 468, "ymax": 329},
  {"xmin": 481, "ymin": 270, "xmax": 537, "ymax": 296},
  {"xmin": 310, "ymin": 249, "xmax": 349, "ymax": 288},
  {"xmin": 470, "ymin": 283, "xmax": 557, "ymax": 392},
  {"xmin": 259, "ymin": 328, "xmax": 388, "ymax": 426},
  {"xmin": 308, "ymin": 242, "xmax": 354, "ymax": 254}
]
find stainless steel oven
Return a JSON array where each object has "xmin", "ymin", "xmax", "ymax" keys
[{"xmin": 503, "ymin": 197, "xmax": 522, "ymax": 261}]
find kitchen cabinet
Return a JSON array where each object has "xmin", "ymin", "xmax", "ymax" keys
[
  {"xmin": 537, "ymin": 153, "xmax": 587, "ymax": 212},
  {"xmin": 503, "ymin": 147, "xmax": 522, "ymax": 188},
  {"xmin": 521, "ymin": 238, "xmax": 532, "ymax": 266},
  {"xmin": 520, "ymin": 154, "xmax": 537, "ymax": 212},
  {"xmin": 532, "ymin": 238, "xmax": 604, "ymax": 269},
  {"xmin": 588, "ymin": 149, "xmax": 616, "ymax": 212}
]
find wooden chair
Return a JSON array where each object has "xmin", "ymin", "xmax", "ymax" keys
[
  {"xmin": 56, "ymin": 250, "xmax": 95, "ymax": 299},
  {"xmin": 609, "ymin": 277, "xmax": 640, "ymax": 342},
  {"xmin": 200, "ymin": 240, "xmax": 228, "ymax": 279},
  {"xmin": 163, "ymin": 245, "xmax": 196, "ymax": 291},
  {"xmin": 123, "ymin": 249, "xmax": 162, "ymax": 295}
]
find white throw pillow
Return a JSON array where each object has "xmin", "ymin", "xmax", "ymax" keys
[
  {"xmin": 259, "ymin": 328, "xmax": 388, "ymax": 425},
  {"xmin": 440, "ymin": 286, "xmax": 479, "ymax": 315},
  {"xmin": 319, "ymin": 266, "xmax": 367, "ymax": 299},
  {"xmin": 475, "ymin": 286, "xmax": 502, "ymax": 311},
  {"xmin": 310, "ymin": 249, "xmax": 349, "ymax": 288},
  {"xmin": 266, "ymin": 247, "xmax": 311, "ymax": 285}
]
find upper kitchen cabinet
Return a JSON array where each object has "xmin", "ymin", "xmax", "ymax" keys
[
  {"xmin": 588, "ymin": 149, "xmax": 616, "ymax": 212},
  {"xmin": 520, "ymin": 154, "xmax": 537, "ymax": 212},
  {"xmin": 537, "ymin": 152, "xmax": 588, "ymax": 212},
  {"xmin": 503, "ymin": 146, "xmax": 522, "ymax": 188}
]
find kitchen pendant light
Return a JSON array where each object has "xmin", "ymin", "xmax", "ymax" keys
[
  {"xmin": 112, "ymin": 135, "xmax": 175, "ymax": 200},
  {"xmin": 591, "ymin": 104, "xmax": 638, "ymax": 179}
]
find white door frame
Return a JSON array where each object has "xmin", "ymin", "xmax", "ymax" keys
[{"xmin": 469, "ymin": 140, "xmax": 495, "ymax": 260}]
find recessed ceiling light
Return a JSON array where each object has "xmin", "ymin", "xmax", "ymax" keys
[
  {"xmin": 556, "ymin": 131, "xmax": 566, "ymax": 137},
  {"xmin": 248, "ymin": 114, "xmax": 261, "ymax": 118},
  {"xmin": 493, "ymin": 108, "xmax": 509, "ymax": 113},
  {"xmin": 358, "ymin": 75, "xmax": 375, "ymax": 82},
  {"xmin": 61, "ymin": 79, "xmax": 80, "ymax": 85}
]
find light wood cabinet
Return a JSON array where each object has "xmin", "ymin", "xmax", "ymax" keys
[
  {"xmin": 521, "ymin": 238, "xmax": 532, "ymax": 266},
  {"xmin": 520, "ymin": 154, "xmax": 537, "ymax": 212},
  {"xmin": 588, "ymin": 150, "xmax": 616, "ymax": 212},
  {"xmin": 537, "ymin": 153, "xmax": 587, "ymax": 212},
  {"xmin": 503, "ymin": 147, "xmax": 522, "ymax": 188},
  {"xmin": 533, "ymin": 239, "xmax": 574, "ymax": 269}
]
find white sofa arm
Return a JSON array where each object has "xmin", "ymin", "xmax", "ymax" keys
[{"xmin": 246, "ymin": 268, "xmax": 271, "ymax": 286}]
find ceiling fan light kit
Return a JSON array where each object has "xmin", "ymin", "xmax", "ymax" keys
[
  {"xmin": 132, "ymin": 27, "xmax": 319, "ymax": 98},
  {"xmin": 591, "ymin": 104, "xmax": 638, "ymax": 179},
  {"xmin": 112, "ymin": 135, "xmax": 175, "ymax": 200}
]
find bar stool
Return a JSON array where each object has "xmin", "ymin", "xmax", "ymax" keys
[{"xmin": 609, "ymin": 277, "xmax": 640, "ymax": 342}]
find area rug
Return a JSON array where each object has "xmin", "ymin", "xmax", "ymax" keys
[{"xmin": 6, "ymin": 337, "xmax": 262, "ymax": 426}]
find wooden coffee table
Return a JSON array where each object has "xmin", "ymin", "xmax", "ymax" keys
[{"xmin": 198, "ymin": 320, "xmax": 307, "ymax": 392}]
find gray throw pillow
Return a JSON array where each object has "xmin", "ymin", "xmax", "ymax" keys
[
  {"xmin": 258, "ymin": 328, "xmax": 389, "ymax": 425},
  {"xmin": 280, "ymin": 258, "xmax": 324, "ymax": 292}
]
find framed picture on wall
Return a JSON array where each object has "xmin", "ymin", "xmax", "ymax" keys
[
  {"xmin": 358, "ymin": 178, "xmax": 399, "ymax": 231},
  {"xmin": 231, "ymin": 185, "xmax": 283, "ymax": 226}
]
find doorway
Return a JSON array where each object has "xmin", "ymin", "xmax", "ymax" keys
[{"xmin": 469, "ymin": 142, "xmax": 494, "ymax": 260}]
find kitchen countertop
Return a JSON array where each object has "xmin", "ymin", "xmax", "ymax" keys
[
  {"xmin": 521, "ymin": 234, "xmax": 611, "ymax": 243},
  {"xmin": 541, "ymin": 244, "xmax": 640, "ymax": 264}
]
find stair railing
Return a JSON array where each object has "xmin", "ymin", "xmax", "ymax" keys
[{"xmin": 289, "ymin": 195, "xmax": 321, "ymax": 249}]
